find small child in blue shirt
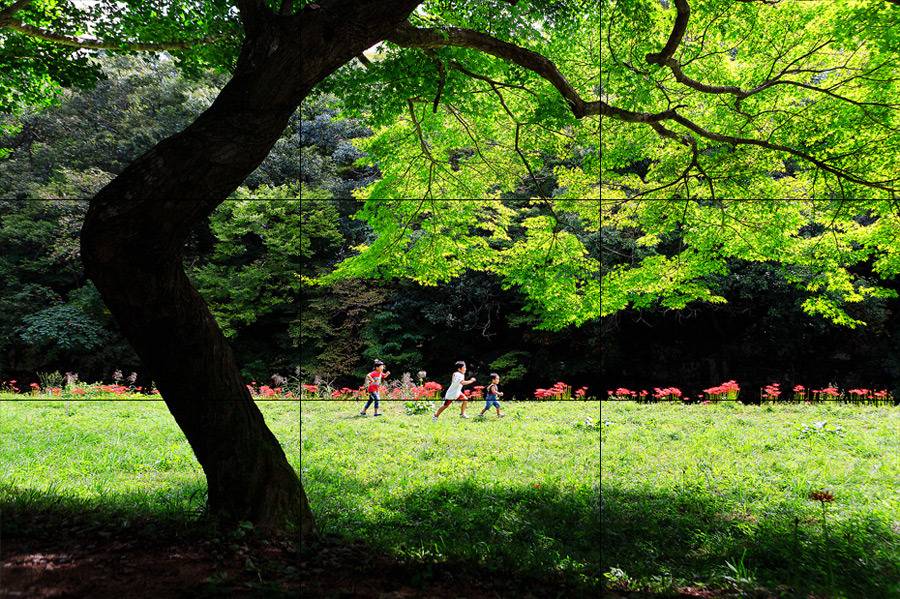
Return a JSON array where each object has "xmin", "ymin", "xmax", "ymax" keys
[{"xmin": 479, "ymin": 373, "xmax": 504, "ymax": 418}]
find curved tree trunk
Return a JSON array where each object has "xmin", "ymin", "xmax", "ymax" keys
[
  {"xmin": 85, "ymin": 0, "xmax": 428, "ymax": 541},
  {"xmin": 81, "ymin": 199, "xmax": 303, "ymax": 530}
]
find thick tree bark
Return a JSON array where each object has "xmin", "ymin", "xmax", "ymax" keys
[{"xmin": 80, "ymin": 200, "xmax": 303, "ymax": 531}]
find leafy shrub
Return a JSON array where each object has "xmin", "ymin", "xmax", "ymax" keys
[{"xmin": 18, "ymin": 305, "xmax": 105, "ymax": 354}]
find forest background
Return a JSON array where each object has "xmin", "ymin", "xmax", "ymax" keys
[{"xmin": 4, "ymin": 198, "xmax": 899, "ymax": 397}]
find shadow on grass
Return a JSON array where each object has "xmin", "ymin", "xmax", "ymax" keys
[
  {"xmin": 601, "ymin": 484, "xmax": 899, "ymax": 597},
  {"xmin": 0, "ymin": 480, "xmax": 210, "ymax": 540},
  {"xmin": 1, "ymin": 482, "xmax": 299, "ymax": 598},
  {"xmin": 303, "ymin": 467, "xmax": 601, "ymax": 593}
]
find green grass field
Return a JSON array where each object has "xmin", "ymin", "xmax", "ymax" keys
[
  {"xmin": 601, "ymin": 402, "xmax": 900, "ymax": 597},
  {"xmin": 0, "ymin": 401, "xmax": 299, "ymax": 523},
  {"xmin": 300, "ymin": 400, "xmax": 602, "ymax": 590},
  {"xmin": 7, "ymin": 398, "xmax": 893, "ymax": 596}
]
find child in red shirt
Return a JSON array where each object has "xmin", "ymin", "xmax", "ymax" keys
[{"xmin": 360, "ymin": 360, "xmax": 390, "ymax": 416}]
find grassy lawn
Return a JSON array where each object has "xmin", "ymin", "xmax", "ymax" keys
[
  {"xmin": 601, "ymin": 402, "xmax": 900, "ymax": 597},
  {"xmin": 0, "ymin": 400, "xmax": 299, "ymax": 522},
  {"xmin": 300, "ymin": 400, "xmax": 601, "ymax": 591}
]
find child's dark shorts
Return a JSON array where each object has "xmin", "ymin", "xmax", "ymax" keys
[{"xmin": 484, "ymin": 394, "xmax": 501, "ymax": 409}]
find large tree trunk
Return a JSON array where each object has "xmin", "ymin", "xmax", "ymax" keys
[
  {"xmin": 81, "ymin": 199, "xmax": 303, "ymax": 530},
  {"xmin": 86, "ymin": 0, "xmax": 427, "ymax": 542}
]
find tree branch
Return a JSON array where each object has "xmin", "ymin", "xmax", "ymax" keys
[
  {"xmin": 385, "ymin": 20, "xmax": 599, "ymax": 118},
  {"xmin": 515, "ymin": 123, "xmax": 547, "ymax": 199},
  {"xmin": 645, "ymin": 0, "xmax": 690, "ymax": 66},
  {"xmin": 666, "ymin": 112, "xmax": 896, "ymax": 191},
  {"xmin": 2, "ymin": 19, "xmax": 223, "ymax": 51},
  {"xmin": 449, "ymin": 60, "xmax": 539, "ymax": 97},
  {"xmin": 425, "ymin": 49, "xmax": 446, "ymax": 113},
  {"xmin": 0, "ymin": 0, "xmax": 32, "ymax": 25},
  {"xmin": 600, "ymin": 98, "xmax": 897, "ymax": 193},
  {"xmin": 645, "ymin": 0, "xmax": 898, "ymax": 119}
]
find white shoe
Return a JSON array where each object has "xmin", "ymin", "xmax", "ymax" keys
[
  {"xmin": 432, "ymin": 415, "xmax": 438, "ymax": 421},
  {"xmin": 460, "ymin": 414, "xmax": 469, "ymax": 419}
]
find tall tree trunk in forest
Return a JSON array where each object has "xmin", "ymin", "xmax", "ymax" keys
[{"xmin": 80, "ymin": 200, "xmax": 304, "ymax": 531}]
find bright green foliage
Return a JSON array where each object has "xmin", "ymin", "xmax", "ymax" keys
[
  {"xmin": 600, "ymin": 0, "xmax": 900, "ymax": 198},
  {"xmin": 601, "ymin": 200, "xmax": 900, "ymax": 327},
  {"xmin": 322, "ymin": 0, "xmax": 601, "ymax": 199},
  {"xmin": 1, "ymin": 0, "xmax": 103, "ymax": 112},
  {"xmin": 318, "ymin": 200, "xmax": 600, "ymax": 330},
  {"xmin": 0, "ymin": 0, "xmax": 243, "ymax": 113}
]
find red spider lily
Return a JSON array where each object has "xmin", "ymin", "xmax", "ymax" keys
[
  {"xmin": 761, "ymin": 383, "xmax": 781, "ymax": 402},
  {"xmin": 99, "ymin": 384, "xmax": 128, "ymax": 395},
  {"xmin": 812, "ymin": 387, "xmax": 840, "ymax": 401},
  {"xmin": 703, "ymin": 380, "xmax": 740, "ymax": 401},
  {"xmin": 653, "ymin": 387, "xmax": 682, "ymax": 401},
  {"xmin": 847, "ymin": 388, "xmax": 886, "ymax": 404},
  {"xmin": 603, "ymin": 381, "xmax": 892, "ymax": 405},
  {"xmin": 330, "ymin": 387, "xmax": 361, "ymax": 399}
]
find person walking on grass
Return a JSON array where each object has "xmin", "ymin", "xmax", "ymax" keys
[
  {"xmin": 433, "ymin": 361, "xmax": 476, "ymax": 420},
  {"xmin": 478, "ymin": 373, "xmax": 505, "ymax": 418},
  {"xmin": 360, "ymin": 359, "xmax": 390, "ymax": 417}
]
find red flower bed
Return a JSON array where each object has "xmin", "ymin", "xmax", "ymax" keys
[{"xmin": 606, "ymin": 380, "xmax": 894, "ymax": 405}]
